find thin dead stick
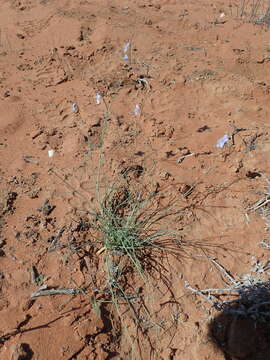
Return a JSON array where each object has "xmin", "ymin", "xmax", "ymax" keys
[
  {"xmin": 185, "ymin": 281, "xmax": 238, "ymax": 296},
  {"xmin": 247, "ymin": 197, "xmax": 270, "ymax": 212},
  {"xmin": 184, "ymin": 281, "xmax": 217, "ymax": 304},
  {"xmin": 22, "ymin": 156, "xmax": 39, "ymax": 165},
  {"xmin": 177, "ymin": 153, "xmax": 195, "ymax": 164},
  {"xmin": 247, "ymin": 174, "xmax": 270, "ymax": 212},
  {"xmin": 197, "ymin": 255, "xmax": 238, "ymax": 285},
  {"xmin": 177, "ymin": 151, "xmax": 212, "ymax": 164},
  {"xmin": 190, "ymin": 287, "xmax": 238, "ymax": 295},
  {"xmin": 31, "ymin": 287, "xmax": 82, "ymax": 298},
  {"xmin": 208, "ymin": 257, "xmax": 237, "ymax": 284}
]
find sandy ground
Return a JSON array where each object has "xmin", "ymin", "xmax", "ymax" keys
[{"xmin": 1, "ymin": 0, "xmax": 270, "ymax": 359}]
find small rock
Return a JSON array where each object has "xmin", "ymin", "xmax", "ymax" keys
[
  {"xmin": 0, "ymin": 237, "xmax": 6, "ymax": 248},
  {"xmin": 133, "ymin": 104, "xmax": 141, "ymax": 116},
  {"xmin": 246, "ymin": 170, "xmax": 261, "ymax": 179},
  {"xmin": 38, "ymin": 199, "xmax": 55, "ymax": 216},
  {"xmin": 48, "ymin": 149, "xmax": 54, "ymax": 158},
  {"xmin": 197, "ymin": 125, "xmax": 210, "ymax": 132},
  {"xmin": 71, "ymin": 102, "xmax": 79, "ymax": 113},
  {"xmin": 16, "ymin": 34, "xmax": 25, "ymax": 39}
]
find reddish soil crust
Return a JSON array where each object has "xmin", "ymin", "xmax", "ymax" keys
[{"xmin": 1, "ymin": 0, "xmax": 270, "ymax": 359}]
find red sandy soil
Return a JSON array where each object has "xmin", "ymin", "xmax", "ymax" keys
[{"xmin": 1, "ymin": 0, "xmax": 270, "ymax": 359}]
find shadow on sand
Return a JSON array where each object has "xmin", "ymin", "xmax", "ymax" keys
[{"xmin": 208, "ymin": 281, "xmax": 270, "ymax": 360}]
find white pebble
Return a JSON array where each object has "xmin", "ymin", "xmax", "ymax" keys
[
  {"xmin": 133, "ymin": 104, "xmax": 141, "ymax": 116},
  {"xmin": 71, "ymin": 102, "xmax": 79, "ymax": 113},
  {"xmin": 96, "ymin": 92, "xmax": 102, "ymax": 105},
  {"xmin": 48, "ymin": 150, "xmax": 55, "ymax": 158},
  {"xmin": 216, "ymin": 134, "xmax": 229, "ymax": 148}
]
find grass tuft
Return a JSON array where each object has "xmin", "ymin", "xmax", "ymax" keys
[{"xmin": 93, "ymin": 183, "xmax": 182, "ymax": 281}]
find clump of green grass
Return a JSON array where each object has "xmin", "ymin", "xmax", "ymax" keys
[
  {"xmin": 93, "ymin": 186, "xmax": 182, "ymax": 284},
  {"xmin": 87, "ymin": 180, "xmax": 187, "ymax": 358},
  {"xmin": 96, "ymin": 185, "xmax": 179, "ymax": 274},
  {"xmin": 87, "ymin": 180, "xmax": 184, "ymax": 314}
]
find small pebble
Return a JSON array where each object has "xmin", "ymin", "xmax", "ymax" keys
[
  {"xmin": 71, "ymin": 102, "xmax": 79, "ymax": 113},
  {"xmin": 48, "ymin": 150, "xmax": 54, "ymax": 158},
  {"xmin": 216, "ymin": 134, "xmax": 229, "ymax": 148},
  {"xmin": 133, "ymin": 104, "xmax": 141, "ymax": 116},
  {"xmin": 96, "ymin": 92, "xmax": 102, "ymax": 105}
]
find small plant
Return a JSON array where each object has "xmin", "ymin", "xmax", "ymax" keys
[
  {"xmin": 92, "ymin": 183, "xmax": 183, "ymax": 295},
  {"xmin": 96, "ymin": 185, "xmax": 179, "ymax": 272},
  {"xmin": 74, "ymin": 178, "xmax": 188, "ymax": 360},
  {"xmin": 82, "ymin": 177, "xmax": 189, "ymax": 339}
]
